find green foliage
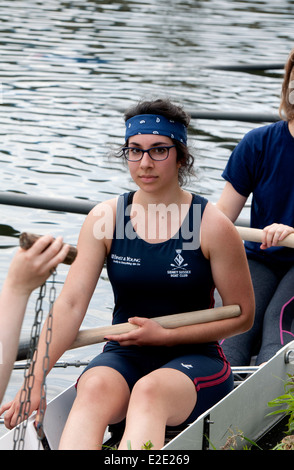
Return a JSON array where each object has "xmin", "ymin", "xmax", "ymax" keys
[
  {"xmin": 125, "ymin": 439, "xmax": 154, "ymax": 450},
  {"xmin": 267, "ymin": 375, "xmax": 294, "ymax": 436},
  {"xmin": 141, "ymin": 440, "xmax": 154, "ymax": 450}
]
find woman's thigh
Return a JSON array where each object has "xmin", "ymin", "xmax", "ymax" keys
[
  {"xmin": 257, "ymin": 265, "xmax": 294, "ymax": 364},
  {"xmin": 222, "ymin": 258, "xmax": 280, "ymax": 365},
  {"xmin": 130, "ymin": 367, "xmax": 197, "ymax": 427},
  {"xmin": 159, "ymin": 348, "xmax": 233, "ymax": 424}
]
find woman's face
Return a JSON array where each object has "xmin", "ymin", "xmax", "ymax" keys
[{"xmin": 127, "ymin": 134, "xmax": 180, "ymax": 193}]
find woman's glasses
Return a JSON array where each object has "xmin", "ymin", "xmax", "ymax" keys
[{"xmin": 122, "ymin": 145, "xmax": 176, "ymax": 162}]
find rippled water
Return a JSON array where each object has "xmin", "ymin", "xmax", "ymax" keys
[{"xmin": 0, "ymin": 0, "xmax": 293, "ymax": 430}]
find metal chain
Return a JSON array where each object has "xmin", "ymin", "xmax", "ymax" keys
[
  {"xmin": 13, "ymin": 271, "xmax": 56, "ymax": 450},
  {"xmin": 36, "ymin": 269, "xmax": 56, "ymax": 441}
]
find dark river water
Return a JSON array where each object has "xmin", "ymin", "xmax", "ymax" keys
[{"xmin": 0, "ymin": 0, "xmax": 293, "ymax": 431}]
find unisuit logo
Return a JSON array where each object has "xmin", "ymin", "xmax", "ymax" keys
[
  {"xmin": 111, "ymin": 254, "xmax": 141, "ymax": 266},
  {"xmin": 167, "ymin": 249, "xmax": 191, "ymax": 278}
]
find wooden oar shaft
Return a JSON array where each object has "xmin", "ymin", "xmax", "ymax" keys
[
  {"xmin": 70, "ymin": 305, "xmax": 241, "ymax": 350},
  {"xmin": 236, "ymin": 226, "xmax": 294, "ymax": 249}
]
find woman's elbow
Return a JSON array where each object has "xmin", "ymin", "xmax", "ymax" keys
[{"xmin": 240, "ymin": 300, "xmax": 255, "ymax": 333}]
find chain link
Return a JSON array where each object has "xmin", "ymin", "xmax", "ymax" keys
[{"xmin": 13, "ymin": 271, "xmax": 56, "ymax": 450}]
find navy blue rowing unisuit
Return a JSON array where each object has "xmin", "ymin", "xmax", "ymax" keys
[
  {"xmin": 107, "ymin": 191, "xmax": 215, "ymax": 323},
  {"xmin": 81, "ymin": 192, "xmax": 233, "ymax": 424}
]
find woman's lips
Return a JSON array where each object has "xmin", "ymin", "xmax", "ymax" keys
[{"xmin": 139, "ymin": 175, "xmax": 158, "ymax": 183}]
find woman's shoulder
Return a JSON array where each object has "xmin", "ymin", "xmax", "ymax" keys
[
  {"xmin": 89, "ymin": 197, "xmax": 118, "ymax": 216},
  {"xmin": 82, "ymin": 197, "xmax": 119, "ymax": 239},
  {"xmin": 202, "ymin": 202, "xmax": 236, "ymax": 231},
  {"xmin": 201, "ymin": 202, "xmax": 241, "ymax": 257}
]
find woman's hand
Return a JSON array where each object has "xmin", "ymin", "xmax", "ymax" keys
[
  {"xmin": 105, "ymin": 317, "xmax": 170, "ymax": 347},
  {"xmin": 260, "ymin": 223, "xmax": 294, "ymax": 249},
  {"xmin": 0, "ymin": 379, "xmax": 44, "ymax": 430},
  {"xmin": 5, "ymin": 235, "xmax": 70, "ymax": 296}
]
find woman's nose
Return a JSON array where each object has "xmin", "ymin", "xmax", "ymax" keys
[{"xmin": 139, "ymin": 152, "xmax": 154, "ymax": 168}]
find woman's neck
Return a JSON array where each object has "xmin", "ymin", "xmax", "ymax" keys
[{"xmin": 134, "ymin": 186, "xmax": 190, "ymax": 208}]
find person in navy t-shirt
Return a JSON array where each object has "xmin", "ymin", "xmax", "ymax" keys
[
  {"xmin": 1, "ymin": 99, "xmax": 254, "ymax": 450},
  {"xmin": 217, "ymin": 48, "xmax": 294, "ymax": 366}
]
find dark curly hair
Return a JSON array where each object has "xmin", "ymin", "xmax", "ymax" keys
[
  {"xmin": 119, "ymin": 98, "xmax": 195, "ymax": 187},
  {"xmin": 279, "ymin": 48, "xmax": 294, "ymax": 121}
]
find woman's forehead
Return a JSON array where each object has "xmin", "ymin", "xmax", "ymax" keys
[{"xmin": 128, "ymin": 134, "xmax": 173, "ymax": 146}]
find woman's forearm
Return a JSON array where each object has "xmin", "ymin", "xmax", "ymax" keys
[{"xmin": 0, "ymin": 283, "xmax": 30, "ymax": 402}]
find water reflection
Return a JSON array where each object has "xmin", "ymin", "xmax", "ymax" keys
[
  {"xmin": 0, "ymin": 0, "xmax": 293, "ymax": 424},
  {"xmin": 1, "ymin": 0, "xmax": 290, "ymax": 211}
]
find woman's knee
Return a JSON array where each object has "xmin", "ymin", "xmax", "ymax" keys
[
  {"xmin": 131, "ymin": 374, "xmax": 162, "ymax": 404},
  {"xmin": 77, "ymin": 366, "xmax": 129, "ymax": 403},
  {"xmin": 74, "ymin": 367, "xmax": 131, "ymax": 425},
  {"xmin": 77, "ymin": 369, "xmax": 106, "ymax": 400},
  {"xmin": 129, "ymin": 370, "xmax": 197, "ymax": 426}
]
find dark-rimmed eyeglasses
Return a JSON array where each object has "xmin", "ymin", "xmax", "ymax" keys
[{"xmin": 122, "ymin": 145, "xmax": 176, "ymax": 162}]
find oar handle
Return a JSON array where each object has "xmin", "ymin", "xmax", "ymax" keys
[
  {"xmin": 19, "ymin": 232, "xmax": 78, "ymax": 265},
  {"xmin": 236, "ymin": 226, "xmax": 294, "ymax": 249},
  {"xmin": 70, "ymin": 305, "xmax": 241, "ymax": 350}
]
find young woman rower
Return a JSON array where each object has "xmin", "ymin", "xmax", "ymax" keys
[{"xmin": 0, "ymin": 98, "xmax": 254, "ymax": 450}]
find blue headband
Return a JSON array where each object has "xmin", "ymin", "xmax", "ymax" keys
[{"xmin": 125, "ymin": 114, "xmax": 187, "ymax": 145}]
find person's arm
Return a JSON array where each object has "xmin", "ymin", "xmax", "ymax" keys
[
  {"xmin": 106, "ymin": 203, "xmax": 255, "ymax": 347},
  {"xmin": 0, "ymin": 199, "xmax": 116, "ymax": 427},
  {"xmin": 0, "ymin": 236, "xmax": 70, "ymax": 404},
  {"xmin": 216, "ymin": 181, "xmax": 247, "ymax": 223}
]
